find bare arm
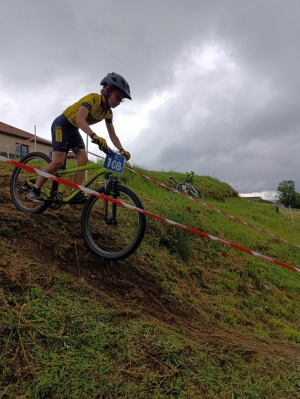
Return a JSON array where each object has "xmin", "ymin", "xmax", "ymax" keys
[
  {"xmin": 75, "ymin": 107, "xmax": 124, "ymax": 150},
  {"xmin": 105, "ymin": 121, "xmax": 123, "ymax": 150},
  {"xmin": 75, "ymin": 106, "xmax": 94, "ymax": 137}
]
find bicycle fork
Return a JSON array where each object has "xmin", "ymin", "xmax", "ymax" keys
[{"xmin": 102, "ymin": 174, "xmax": 119, "ymax": 226}]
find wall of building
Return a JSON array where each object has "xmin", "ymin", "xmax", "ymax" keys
[{"xmin": 0, "ymin": 133, "xmax": 52, "ymax": 159}]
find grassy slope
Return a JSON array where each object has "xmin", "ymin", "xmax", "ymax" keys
[{"xmin": 1, "ymin": 161, "xmax": 300, "ymax": 399}]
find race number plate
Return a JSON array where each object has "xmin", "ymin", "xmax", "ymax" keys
[{"xmin": 103, "ymin": 153, "xmax": 125, "ymax": 174}]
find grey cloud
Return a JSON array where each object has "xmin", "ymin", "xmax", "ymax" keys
[{"xmin": 1, "ymin": 0, "xmax": 300, "ymax": 196}]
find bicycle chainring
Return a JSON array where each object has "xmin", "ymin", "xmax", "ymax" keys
[{"xmin": 49, "ymin": 192, "xmax": 64, "ymax": 210}]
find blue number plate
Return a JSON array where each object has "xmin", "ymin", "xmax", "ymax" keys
[{"xmin": 103, "ymin": 153, "xmax": 125, "ymax": 173}]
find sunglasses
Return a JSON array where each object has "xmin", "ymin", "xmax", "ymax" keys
[{"xmin": 113, "ymin": 91, "xmax": 125, "ymax": 102}]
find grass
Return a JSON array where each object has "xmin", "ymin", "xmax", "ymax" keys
[
  {"xmin": 1, "ymin": 161, "xmax": 300, "ymax": 398},
  {"xmin": 280, "ymin": 207, "xmax": 300, "ymax": 225},
  {"xmin": 2, "ymin": 271, "xmax": 299, "ymax": 398}
]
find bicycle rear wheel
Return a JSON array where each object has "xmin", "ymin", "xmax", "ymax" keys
[
  {"xmin": 81, "ymin": 185, "xmax": 146, "ymax": 261},
  {"xmin": 10, "ymin": 152, "xmax": 52, "ymax": 214}
]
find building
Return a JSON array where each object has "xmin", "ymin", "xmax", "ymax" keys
[
  {"xmin": 0, "ymin": 121, "xmax": 52, "ymax": 159},
  {"xmin": 245, "ymin": 196, "xmax": 264, "ymax": 202},
  {"xmin": 244, "ymin": 196, "xmax": 273, "ymax": 204}
]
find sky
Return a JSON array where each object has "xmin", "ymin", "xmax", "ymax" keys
[{"xmin": 1, "ymin": 0, "xmax": 300, "ymax": 200}]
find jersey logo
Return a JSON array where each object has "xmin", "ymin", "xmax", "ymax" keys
[
  {"xmin": 82, "ymin": 102, "xmax": 92, "ymax": 111},
  {"xmin": 55, "ymin": 125, "xmax": 63, "ymax": 142}
]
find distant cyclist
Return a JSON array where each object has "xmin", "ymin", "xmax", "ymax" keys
[{"xmin": 27, "ymin": 72, "xmax": 132, "ymax": 203}]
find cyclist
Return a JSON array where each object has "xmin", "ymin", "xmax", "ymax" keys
[{"xmin": 27, "ymin": 72, "xmax": 132, "ymax": 203}]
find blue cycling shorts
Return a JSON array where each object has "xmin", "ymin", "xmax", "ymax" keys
[{"xmin": 51, "ymin": 114, "xmax": 85, "ymax": 152}]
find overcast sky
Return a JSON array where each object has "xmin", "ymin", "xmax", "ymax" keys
[{"xmin": 1, "ymin": 0, "xmax": 300, "ymax": 199}]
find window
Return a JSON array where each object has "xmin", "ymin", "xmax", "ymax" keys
[{"xmin": 15, "ymin": 144, "xmax": 28, "ymax": 158}]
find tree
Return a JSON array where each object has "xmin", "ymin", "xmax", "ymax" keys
[
  {"xmin": 294, "ymin": 192, "xmax": 300, "ymax": 209},
  {"xmin": 277, "ymin": 180, "xmax": 298, "ymax": 207},
  {"xmin": 185, "ymin": 171, "xmax": 195, "ymax": 184}
]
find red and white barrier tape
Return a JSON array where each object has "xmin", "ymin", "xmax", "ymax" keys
[
  {"xmin": 1, "ymin": 154, "xmax": 299, "ymax": 273},
  {"xmin": 88, "ymin": 150, "xmax": 300, "ymax": 250},
  {"xmin": 128, "ymin": 167, "xmax": 300, "ymax": 250}
]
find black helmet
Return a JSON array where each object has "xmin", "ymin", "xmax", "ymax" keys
[{"xmin": 100, "ymin": 72, "xmax": 132, "ymax": 100}]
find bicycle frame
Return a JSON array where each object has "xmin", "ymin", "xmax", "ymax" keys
[
  {"xmin": 40, "ymin": 162, "xmax": 109, "ymax": 203},
  {"xmin": 169, "ymin": 176, "xmax": 203, "ymax": 199},
  {"xmin": 10, "ymin": 150, "xmax": 146, "ymax": 259}
]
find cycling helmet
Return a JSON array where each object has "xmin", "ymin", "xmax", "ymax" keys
[{"xmin": 100, "ymin": 72, "xmax": 132, "ymax": 100}]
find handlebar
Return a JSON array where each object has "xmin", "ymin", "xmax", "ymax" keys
[
  {"xmin": 91, "ymin": 140, "xmax": 118, "ymax": 156},
  {"xmin": 91, "ymin": 138, "xmax": 130, "ymax": 161},
  {"xmin": 101, "ymin": 146, "xmax": 116, "ymax": 156}
]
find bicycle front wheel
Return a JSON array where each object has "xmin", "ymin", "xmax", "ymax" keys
[
  {"xmin": 188, "ymin": 185, "xmax": 204, "ymax": 199},
  {"xmin": 81, "ymin": 185, "xmax": 146, "ymax": 261},
  {"xmin": 10, "ymin": 152, "xmax": 52, "ymax": 214}
]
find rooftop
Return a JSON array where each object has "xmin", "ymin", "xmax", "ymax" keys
[{"xmin": 0, "ymin": 121, "xmax": 52, "ymax": 146}]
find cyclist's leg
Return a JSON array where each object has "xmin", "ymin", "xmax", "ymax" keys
[
  {"xmin": 68, "ymin": 131, "xmax": 87, "ymax": 185},
  {"xmin": 73, "ymin": 149, "xmax": 88, "ymax": 185},
  {"xmin": 34, "ymin": 115, "xmax": 70, "ymax": 188},
  {"xmin": 34, "ymin": 152, "xmax": 66, "ymax": 188}
]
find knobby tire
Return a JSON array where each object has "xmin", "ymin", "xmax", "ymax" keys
[
  {"xmin": 10, "ymin": 152, "xmax": 52, "ymax": 214},
  {"xmin": 81, "ymin": 185, "xmax": 146, "ymax": 261}
]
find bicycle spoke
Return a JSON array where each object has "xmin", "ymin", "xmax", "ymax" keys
[
  {"xmin": 10, "ymin": 152, "xmax": 52, "ymax": 214},
  {"xmin": 81, "ymin": 185, "xmax": 146, "ymax": 260}
]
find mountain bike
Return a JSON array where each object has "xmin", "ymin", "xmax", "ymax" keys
[
  {"xmin": 168, "ymin": 175, "xmax": 204, "ymax": 199},
  {"xmin": 10, "ymin": 148, "xmax": 146, "ymax": 261}
]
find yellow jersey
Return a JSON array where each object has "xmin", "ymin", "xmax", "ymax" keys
[{"xmin": 62, "ymin": 93, "xmax": 113, "ymax": 127}]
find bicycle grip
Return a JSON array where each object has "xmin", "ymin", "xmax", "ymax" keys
[{"xmin": 101, "ymin": 146, "xmax": 115, "ymax": 155}]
